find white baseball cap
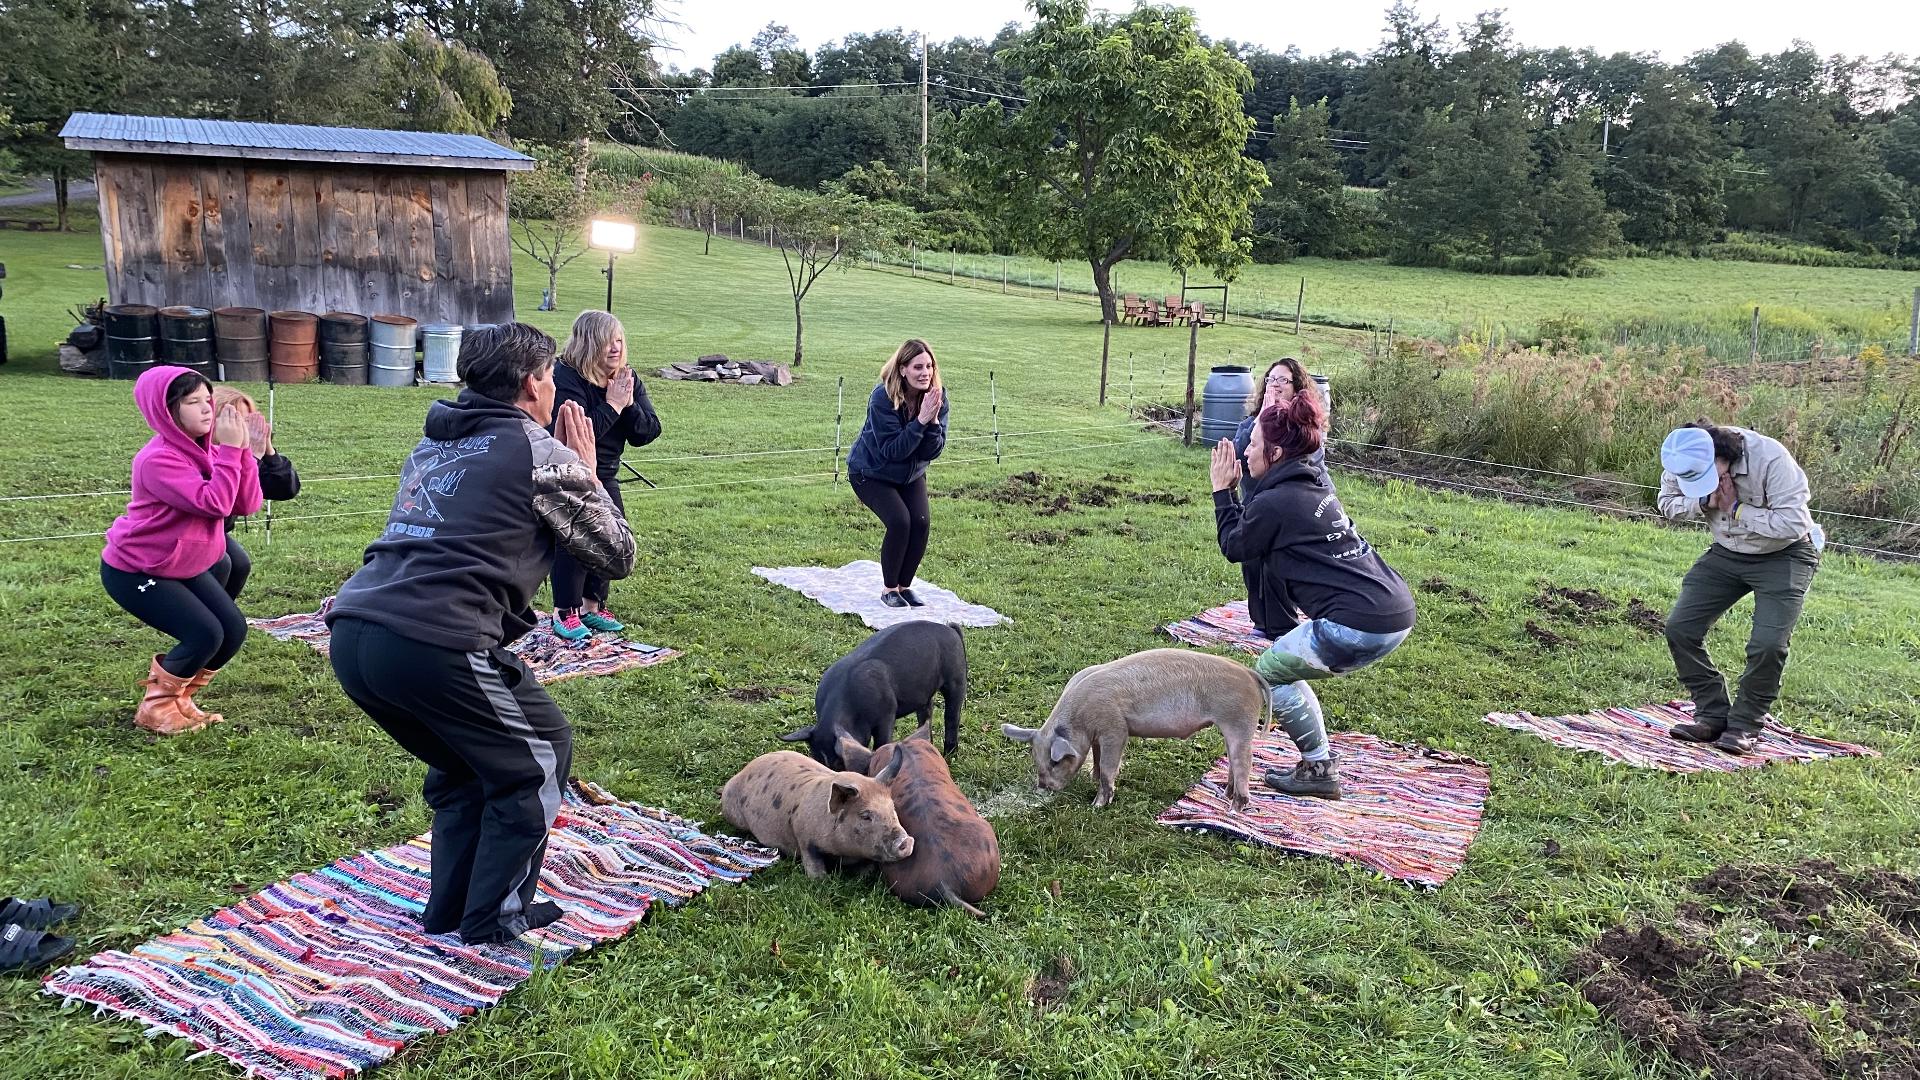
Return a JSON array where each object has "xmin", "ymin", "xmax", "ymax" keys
[{"xmin": 1661, "ymin": 427, "xmax": 1718, "ymax": 498}]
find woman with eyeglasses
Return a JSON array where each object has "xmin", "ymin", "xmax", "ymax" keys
[{"xmin": 1229, "ymin": 358, "xmax": 1331, "ymax": 633}]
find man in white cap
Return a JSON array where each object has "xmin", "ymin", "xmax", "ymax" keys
[{"xmin": 1656, "ymin": 422, "xmax": 1820, "ymax": 753}]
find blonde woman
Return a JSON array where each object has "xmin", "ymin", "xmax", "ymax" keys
[
  {"xmin": 845, "ymin": 339, "xmax": 948, "ymax": 607},
  {"xmin": 548, "ymin": 311, "xmax": 660, "ymax": 640}
]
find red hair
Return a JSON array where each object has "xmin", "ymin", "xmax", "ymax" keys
[{"xmin": 1255, "ymin": 392, "xmax": 1326, "ymax": 462}]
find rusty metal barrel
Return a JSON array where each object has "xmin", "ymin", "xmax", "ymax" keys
[
  {"xmin": 158, "ymin": 306, "xmax": 215, "ymax": 379},
  {"xmin": 103, "ymin": 304, "xmax": 159, "ymax": 381},
  {"xmin": 213, "ymin": 307, "xmax": 269, "ymax": 381},
  {"xmin": 268, "ymin": 310, "xmax": 319, "ymax": 383},
  {"xmin": 318, "ymin": 311, "xmax": 370, "ymax": 385}
]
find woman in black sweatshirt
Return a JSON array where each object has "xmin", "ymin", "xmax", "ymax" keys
[
  {"xmin": 1212, "ymin": 391, "xmax": 1416, "ymax": 800},
  {"xmin": 212, "ymin": 386, "xmax": 300, "ymax": 601},
  {"xmin": 547, "ymin": 311, "xmax": 660, "ymax": 640}
]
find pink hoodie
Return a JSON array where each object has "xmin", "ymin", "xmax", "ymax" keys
[{"xmin": 102, "ymin": 366, "xmax": 263, "ymax": 579}]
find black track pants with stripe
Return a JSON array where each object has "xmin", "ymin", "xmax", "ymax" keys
[{"xmin": 329, "ymin": 616, "xmax": 573, "ymax": 943}]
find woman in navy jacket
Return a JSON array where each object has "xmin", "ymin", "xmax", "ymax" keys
[{"xmin": 845, "ymin": 339, "xmax": 948, "ymax": 607}]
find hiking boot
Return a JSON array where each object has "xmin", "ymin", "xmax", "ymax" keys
[
  {"xmin": 135, "ymin": 655, "xmax": 205, "ymax": 736},
  {"xmin": 178, "ymin": 668, "xmax": 225, "ymax": 727},
  {"xmin": 1714, "ymin": 728, "xmax": 1760, "ymax": 755},
  {"xmin": 580, "ymin": 609, "xmax": 624, "ymax": 633},
  {"xmin": 1669, "ymin": 719, "xmax": 1725, "ymax": 743},
  {"xmin": 1264, "ymin": 754, "xmax": 1343, "ymax": 800},
  {"xmin": 552, "ymin": 613, "xmax": 591, "ymax": 642}
]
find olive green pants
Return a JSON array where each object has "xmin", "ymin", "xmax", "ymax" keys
[{"xmin": 1665, "ymin": 540, "xmax": 1819, "ymax": 733}]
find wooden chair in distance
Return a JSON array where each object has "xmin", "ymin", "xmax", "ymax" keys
[
  {"xmin": 1189, "ymin": 302, "xmax": 1217, "ymax": 328},
  {"xmin": 1121, "ymin": 294, "xmax": 1146, "ymax": 324},
  {"xmin": 1163, "ymin": 296, "xmax": 1189, "ymax": 325}
]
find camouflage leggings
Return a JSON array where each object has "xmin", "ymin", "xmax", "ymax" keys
[{"xmin": 1253, "ymin": 619, "xmax": 1411, "ymax": 756}]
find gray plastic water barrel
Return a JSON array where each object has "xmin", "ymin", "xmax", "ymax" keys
[
  {"xmin": 420, "ymin": 323, "xmax": 464, "ymax": 384},
  {"xmin": 369, "ymin": 314, "xmax": 417, "ymax": 387},
  {"xmin": 1200, "ymin": 365, "xmax": 1254, "ymax": 448}
]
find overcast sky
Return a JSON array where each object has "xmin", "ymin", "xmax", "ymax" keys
[{"xmin": 657, "ymin": 1, "xmax": 1902, "ymax": 73}]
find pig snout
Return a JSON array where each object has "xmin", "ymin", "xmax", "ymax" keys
[{"xmin": 880, "ymin": 829, "xmax": 915, "ymax": 862}]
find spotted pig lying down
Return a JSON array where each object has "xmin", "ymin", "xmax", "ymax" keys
[
  {"xmin": 1001, "ymin": 648, "xmax": 1271, "ymax": 810},
  {"xmin": 720, "ymin": 750, "xmax": 914, "ymax": 877},
  {"xmin": 838, "ymin": 724, "xmax": 1000, "ymax": 919}
]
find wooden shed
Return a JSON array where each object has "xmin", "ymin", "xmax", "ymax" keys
[{"xmin": 61, "ymin": 112, "xmax": 534, "ymax": 325}]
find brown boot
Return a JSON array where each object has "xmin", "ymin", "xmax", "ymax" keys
[
  {"xmin": 135, "ymin": 655, "xmax": 206, "ymax": 736},
  {"xmin": 179, "ymin": 668, "xmax": 224, "ymax": 726}
]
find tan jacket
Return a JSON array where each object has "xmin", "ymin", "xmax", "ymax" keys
[{"xmin": 1657, "ymin": 426, "xmax": 1814, "ymax": 554}]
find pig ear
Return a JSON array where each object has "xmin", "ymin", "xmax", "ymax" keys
[
  {"xmin": 1049, "ymin": 734, "xmax": 1076, "ymax": 764},
  {"xmin": 836, "ymin": 736, "xmax": 873, "ymax": 775},
  {"xmin": 829, "ymin": 781, "xmax": 860, "ymax": 813},
  {"xmin": 909, "ymin": 723, "xmax": 933, "ymax": 744},
  {"xmin": 875, "ymin": 751, "xmax": 905, "ymax": 783},
  {"xmin": 1001, "ymin": 724, "xmax": 1038, "ymax": 743}
]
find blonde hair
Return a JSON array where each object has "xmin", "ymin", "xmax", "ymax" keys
[
  {"xmin": 559, "ymin": 311, "xmax": 627, "ymax": 386},
  {"xmin": 213, "ymin": 387, "xmax": 259, "ymax": 414},
  {"xmin": 879, "ymin": 339, "xmax": 941, "ymax": 412}
]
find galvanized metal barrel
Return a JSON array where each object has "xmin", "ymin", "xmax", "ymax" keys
[
  {"xmin": 1309, "ymin": 372, "xmax": 1332, "ymax": 418},
  {"xmin": 103, "ymin": 304, "xmax": 159, "ymax": 381},
  {"xmin": 369, "ymin": 314, "xmax": 417, "ymax": 387},
  {"xmin": 318, "ymin": 311, "xmax": 370, "ymax": 385},
  {"xmin": 213, "ymin": 307, "xmax": 269, "ymax": 381},
  {"xmin": 420, "ymin": 323, "xmax": 464, "ymax": 384},
  {"xmin": 158, "ymin": 306, "xmax": 215, "ymax": 379},
  {"xmin": 1199, "ymin": 365, "xmax": 1254, "ymax": 448},
  {"xmin": 268, "ymin": 311, "xmax": 319, "ymax": 383}
]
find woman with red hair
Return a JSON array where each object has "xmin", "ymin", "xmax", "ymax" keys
[{"xmin": 1210, "ymin": 392, "xmax": 1415, "ymax": 799}]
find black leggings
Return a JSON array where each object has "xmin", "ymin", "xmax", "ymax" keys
[
  {"xmin": 224, "ymin": 534, "xmax": 253, "ymax": 601},
  {"xmin": 101, "ymin": 556, "xmax": 249, "ymax": 677},
  {"xmin": 330, "ymin": 616, "xmax": 572, "ymax": 943},
  {"xmin": 550, "ymin": 480, "xmax": 624, "ymax": 611},
  {"xmin": 851, "ymin": 474, "xmax": 930, "ymax": 589}
]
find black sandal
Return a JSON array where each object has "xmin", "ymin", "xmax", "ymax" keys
[
  {"xmin": 1, "ymin": 922, "xmax": 74, "ymax": 975},
  {"xmin": 0, "ymin": 897, "xmax": 77, "ymax": 931}
]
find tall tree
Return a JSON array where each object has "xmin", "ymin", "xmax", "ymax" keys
[
  {"xmin": 949, "ymin": 0, "xmax": 1267, "ymax": 323},
  {"xmin": 1344, "ymin": 3, "xmax": 1451, "ymax": 185},
  {"xmin": 364, "ymin": 25, "xmax": 514, "ymax": 135},
  {"xmin": 1605, "ymin": 73, "xmax": 1725, "ymax": 247},
  {"xmin": 0, "ymin": 0, "xmax": 143, "ymax": 230},
  {"xmin": 1535, "ymin": 129, "xmax": 1620, "ymax": 269},
  {"xmin": 1253, "ymin": 97, "xmax": 1346, "ymax": 259}
]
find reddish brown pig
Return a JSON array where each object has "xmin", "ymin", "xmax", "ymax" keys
[
  {"xmin": 720, "ymin": 750, "xmax": 913, "ymax": 877},
  {"xmin": 838, "ymin": 724, "xmax": 1000, "ymax": 919}
]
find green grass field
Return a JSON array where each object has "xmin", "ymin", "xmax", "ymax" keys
[
  {"xmin": 2, "ymin": 222, "xmax": 1918, "ymax": 1079},
  {"xmin": 887, "ymin": 247, "xmax": 1920, "ymax": 362}
]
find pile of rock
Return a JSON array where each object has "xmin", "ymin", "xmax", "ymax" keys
[{"xmin": 656, "ymin": 354, "xmax": 793, "ymax": 386}]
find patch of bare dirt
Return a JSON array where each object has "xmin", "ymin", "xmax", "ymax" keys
[
  {"xmin": 1524, "ymin": 620, "xmax": 1572, "ymax": 649},
  {"xmin": 1025, "ymin": 953, "xmax": 1078, "ymax": 1010},
  {"xmin": 725, "ymin": 686, "xmax": 793, "ymax": 703},
  {"xmin": 1626, "ymin": 598, "xmax": 1668, "ymax": 636},
  {"xmin": 1571, "ymin": 859, "xmax": 1920, "ymax": 1079}
]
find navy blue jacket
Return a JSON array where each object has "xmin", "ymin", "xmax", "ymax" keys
[{"xmin": 846, "ymin": 384, "xmax": 948, "ymax": 484}]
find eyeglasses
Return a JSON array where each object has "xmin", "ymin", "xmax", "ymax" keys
[{"xmin": 1265, "ymin": 376, "xmax": 1294, "ymax": 388}]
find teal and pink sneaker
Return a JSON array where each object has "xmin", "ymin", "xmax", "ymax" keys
[
  {"xmin": 552, "ymin": 612, "xmax": 591, "ymax": 642},
  {"xmin": 580, "ymin": 609, "xmax": 625, "ymax": 633}
]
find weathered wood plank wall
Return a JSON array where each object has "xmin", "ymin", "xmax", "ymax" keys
[{"xmin": 92, "ymin": 153, "xmax": 514, "ymax": 325}]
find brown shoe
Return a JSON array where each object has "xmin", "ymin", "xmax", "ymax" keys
[
  {"xmin": 135, "ymin": 655, "xmax": 207, "ymax": 736},
  {"xmin": 178, "ymin": 668, "xmax": 224, "ymax": 727},
  {"xmin": 1669, "ymin": 719, "xmax": 1725, "ymax": 743}
]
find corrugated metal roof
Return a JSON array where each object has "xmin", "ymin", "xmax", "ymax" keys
[{"xmin": 60, "ymin": 113, "xmax": 534, "ymax": 171}]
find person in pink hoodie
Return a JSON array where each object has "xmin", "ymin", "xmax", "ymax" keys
[{"xmin": 100, "ymin": 366, "xmax": 262, "ymax": 734}]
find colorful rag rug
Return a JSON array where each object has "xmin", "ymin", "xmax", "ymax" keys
[
  {"xmin": 42, "ymin": 780, "xmax": 777, "ymax": 1080},
  {"xmin": 1162, "ymin": 600, "xmax": 1271, "ymax": 656},
  {"xmin": 1157, "ymin": 731, "xmax": 1489, "ymax": 887},
  {"xmin": 1481, "ymin": 700, "xmax": 1878, "ymax": 773},
  {"xmin": 751, "ymin": 561, "xmax": 1011, "ymax": 630},
  {"xmin": 249, "ymin": 596, "xmax": 682, "ymax": 683}
]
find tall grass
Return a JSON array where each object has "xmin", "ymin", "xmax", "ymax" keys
[{"xmin": 1334, "ymin": 340, "xmax": 1920, "ymax": 544}]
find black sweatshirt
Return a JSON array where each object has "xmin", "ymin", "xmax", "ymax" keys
[
  {"xmin": 327, "ymin": 389, "xmax": 637, "ymax": 651},
  {"xmin": 550, "ymin": 361, "xmax": 661, "ymax": 483},
  {"xmin": 1215, "ymin": 457, "xmax": 1416, "ymax": 636},
  {"xmin": 223, "ymin": 453, "xmax": 300, "ymax": 533}
]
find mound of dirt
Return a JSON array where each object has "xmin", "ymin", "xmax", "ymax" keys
[
  {"xmin": 949, "ymin": 470, "xmax": 1192, "ymax": 515},
  {"xmin": 1571, "ymin": 859, "xmax": 1920, "ymax": 1079}
]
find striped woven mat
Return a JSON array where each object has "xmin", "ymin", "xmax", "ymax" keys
[
  {"xmin": 249, "ymin": 596, "xmax": 682, "ymax": 683},
  {"xmin": 43, "ymin": 781, "xmax": 777, "ymax": 1080},
  {"xmin": 1162, "ymin": 600, "xmax": 1271, "ymax": 656},
  {"xmin": 1157, "ymin": 731, "xmax": 1489, "ymax": 887},
  {"xmin": 1482, "ymin": 700, "xmax": 1878, "ymax": 772}
]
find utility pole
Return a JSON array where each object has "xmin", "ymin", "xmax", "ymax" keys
[
  {"xmin": 920, "ymin": 30, "xmax": 930, "ymax": 190},
  {"xmin": 1602, "ymin": 117, "xmax": 1610, "ymax": 155}
]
